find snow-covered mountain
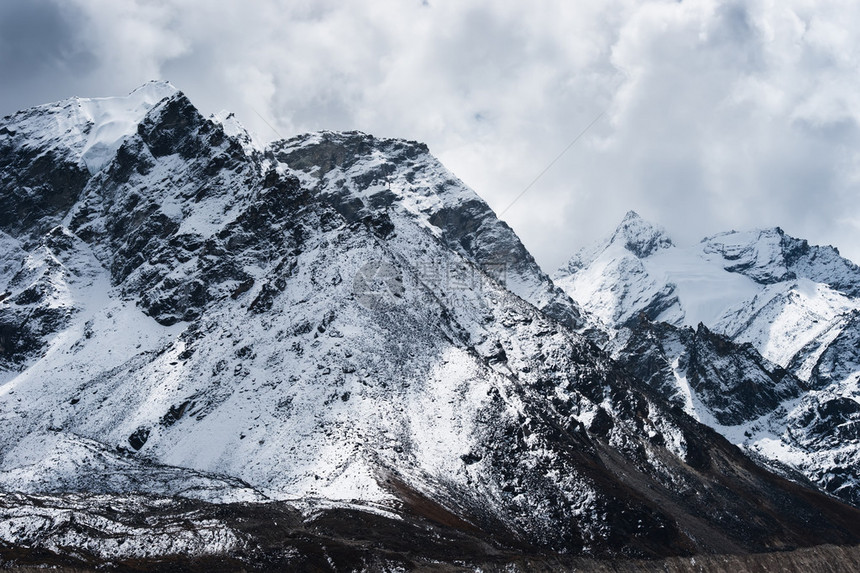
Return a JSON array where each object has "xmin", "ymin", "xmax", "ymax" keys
[
  {"xmin": 555, "ymin": 211, "xmax": 860, "ymax": 507},
  {"xmin": 2, "ymin": 85, "xmax": 860, "ymax": 569}
]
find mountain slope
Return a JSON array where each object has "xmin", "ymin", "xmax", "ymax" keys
[
  {"xmin": 1, "ymin": 86, "xmax": 860, "ymax": 567},
  {"xmin": 270, "ymin": 131, "xmax": 585, "ymax": 331}
]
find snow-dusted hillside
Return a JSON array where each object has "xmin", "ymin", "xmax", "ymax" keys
[
  {"xmin": 270, "ymin": 131, "xmax": 584, "ymax": 332},
  {"xmin": 556, "ymin": 212, "xmax": 860, "ymax": 507},
  {"xmin": 1, "ymin": 85, "xmax": 860, "ymax": 567}
]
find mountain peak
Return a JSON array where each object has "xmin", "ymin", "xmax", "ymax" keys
[
  {"xmin": 702, "ymin": 227, "xmax": 860, "ymax": 295},
  {"xmin": 0, "ymin": 81, "xmax": 184, "ymax": 176},
  {"xmin": 610, "ymin": 210, "xmax": 673, "ymax": 258},
  {"xmin": 272, "ymin": 129, "xmax": 585, "ymax": 329},
  {"xmin": 211, "ymin": 110, "xmax": 262, "ymax": 156},
  {"xmin": 555, "ymin": 212, "xmax": 672, "ymax": 277},
  {"xmin": 621, "ymin": 209, "xmax": 643, "ymax": 222},
  {"xmin": 127, "ymin": 80, "xmax": 178, "ymax": 100}
]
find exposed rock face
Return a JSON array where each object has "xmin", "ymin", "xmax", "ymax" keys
[
  {"xmin": 616, "ymin": 320, "xmax": 806, "ymax": 426},
  {"xmin": 1, "ymin": 85, "xmax": 860, "ymax": 567}
]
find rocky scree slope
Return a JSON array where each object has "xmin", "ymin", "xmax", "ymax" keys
[
  {"xmin": 0, "ymin": 85, "xmax": 859, "ymax": 566},
  {"xmin": 555, "ymin": 211, "xmax": 860, "ymax": 507}
]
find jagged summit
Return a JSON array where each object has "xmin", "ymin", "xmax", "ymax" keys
[
  {"xmin": 553, "ymin": 212, "xmax": 689, "ymax": 328},
  {"xmin": 557, "ymin": 216, "xmax": 860, "ymax": 336},
  {"xmin": 2, "ymin": 81, "xmax": 180, "ymax": 173},
  {"xmin": 610, "ymin": 210, "xmax": 674, "ymax": 259},
  {"xmin": 557, "ymin": 211, "xmax": 673, "ymax": 278},
  {"xmin": 210, "ymin": 109, "xmax": 262, "ymax": 158},
  {"xmin": 127, "ymin": 79, "xmax": 178, "ymax": 97},
  {"xmin": 620, "ymin": 209, "xmax": 644, "ymax": 223},
  {"xmin": 0, "ymin": 83, "xmax": 189, "ymax": 242}
]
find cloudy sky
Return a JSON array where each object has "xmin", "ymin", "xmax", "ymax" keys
[{"xmin": 2, "ymin": 0, "xmax": 860, "ymax": 269}]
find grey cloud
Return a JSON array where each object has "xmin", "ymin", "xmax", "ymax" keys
[
  {"xmin": 0, "ymin": 0, "xmax": 96, "ymax": 114},
  {"xmin": 1, "ymin": 0, "xmax": 858, "ymax": 270},
  {"xmin": 0, "ymin": 1, "xmax": 92, "ymax": 78}
]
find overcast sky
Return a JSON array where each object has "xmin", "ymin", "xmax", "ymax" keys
[{"xmin": 2, "ymin": 0, "xmax": 860, "ymax": 269}]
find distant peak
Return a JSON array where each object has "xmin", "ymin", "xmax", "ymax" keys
[
  {"xmin": 557, "ymin": 211, "xmax": 672, "ymax": 274},
  {"xmin": 610, "ymin": 211, "xmax": 673, "ymax": 258},
  {"xmin": 622, "ymin": 210, "xmax": 643, "ymax": 222}
]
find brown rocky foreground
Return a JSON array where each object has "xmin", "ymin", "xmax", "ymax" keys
[
  {"xmin": 1, "ymin": 492, "xmax": 859, "ymax": 572},
  {"xmin": 4, "ymin": 543, "xmax": 860, "ymax": 572}
]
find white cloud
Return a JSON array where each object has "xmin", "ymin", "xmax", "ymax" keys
[{"xmin": 2, "ymin": 0, "xmax": 859, "ymax": 269}]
